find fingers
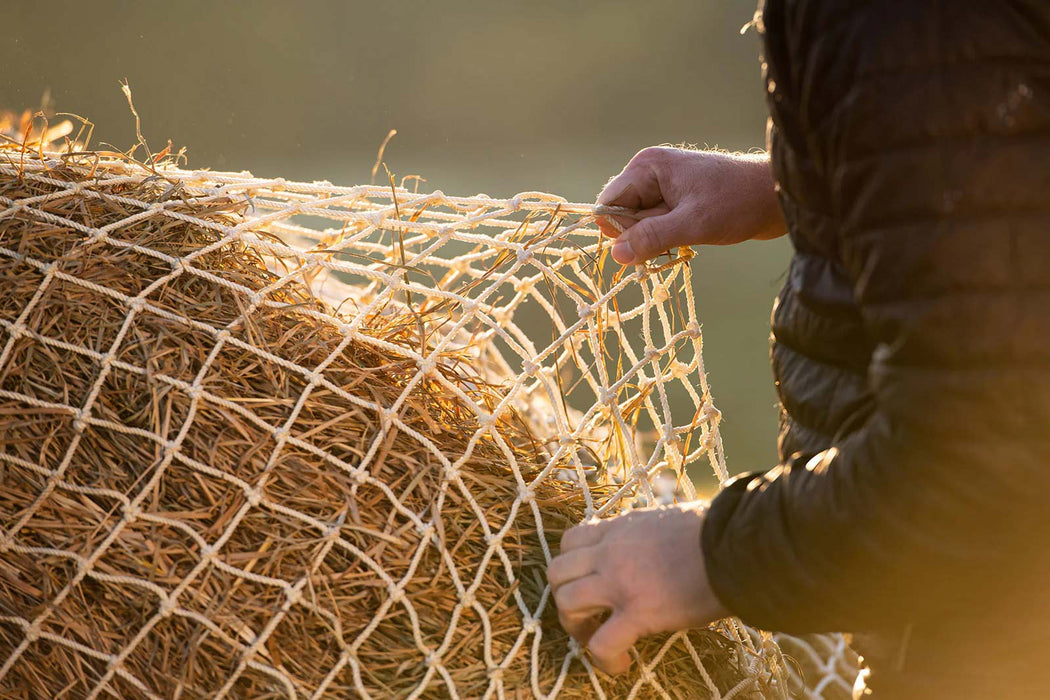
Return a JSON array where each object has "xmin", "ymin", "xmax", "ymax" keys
[
  {"xmin": 596, "ymin": 202, "xmax": 670, "ymax": 241},
  {"xmin": 596, "ymin": 212, "xmax": 633, "ymax": 240},
  {"xmin": 558, "ymin": 608, "xmax": 605, "ymax": 648},
  {"xmin": 554, "ymin": 573, "xmax": 613, "ymax": 617},
  {"xmin": 554, "ymin": 576, "xmax": 639, "ymax": 676},
  {"xmin": 597, "ymin": 159, "xmax": 663, "ymax": 211},
  {"xmin": 559, "ymin": 520, "xmax": 605, "ymax": 552},
  {"xmin": 587, "ymin": 612, "xmax": 639, "ymax": 675},
  {"xmin": 547, "ymin": 547, "xmax": 596, "ymax": 592},
  {"xmin": 595, "ymin": 149, "xmax": 669, "ymax": 242},
  {"xmin": 555, "ymin": 573, "xmax": 611, "ymax": 648},
  {"xmin": 610, "ymin": 206, "xmax": 699, "ymax": 265}
]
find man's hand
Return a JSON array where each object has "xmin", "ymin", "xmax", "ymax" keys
[
  {"xmin": 597, "ymin": 147, "xmax": 786, "ymax": 265},
  {"xmin": 547, "ymin": 503, "xmax": 730, "ymax": 675}
]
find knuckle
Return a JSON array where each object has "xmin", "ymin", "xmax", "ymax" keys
[
  {"xmin": 561, "ymin": 577, "xmax": 604, "ymax": 613},
  {"xmin": 599, "ymin": 552, "xmax": 636, "ymax": 591},
  {"xmin": 632, "ymin": 146, "xmax": 669, "ymax": 166},
  {"xmin": 557, "ymin": 579, "xmax": 583, "ymax": 610},
  {"xmin": 595, "ymin": 540, "xmax": 618, "ymax": 566},
  {"xmin": 558, "ymin": 526, "xmax": 578, "ymax": 552},
  {"xmin": 553, "ymin": 579, "xmax": 574, "ymax": 609},
  {"xmin": 546, "ymin": 558, "xmax": 564, "ymax": 586},
  {"xmin": 597, "ymin": 176, "xmax": 622, "ymax": 202}
]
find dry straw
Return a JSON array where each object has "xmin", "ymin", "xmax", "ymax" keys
[{"xmin": 0, "ymin": 113, "xmax": 786, "ymax": 698}]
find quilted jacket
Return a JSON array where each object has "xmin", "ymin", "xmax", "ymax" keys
[{"xmin": 701, "ymin": 2, "xmax": 1050, "ymax": 696}]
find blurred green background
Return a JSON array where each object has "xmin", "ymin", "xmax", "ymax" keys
[{"xmin": 3, "ymin": 0, "xmax": 788, "ymax": 494}]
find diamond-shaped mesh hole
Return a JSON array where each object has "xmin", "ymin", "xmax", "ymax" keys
[
  {"xmin": 144, "ymin": 266, "xmax": 254, "ymax": 329},
  {"xmin": 261, "ymin": 444, "xmax": 358, "ymax": 524},
  {"xmin": 133, "ymin": 613, "xmax": 244, "ymax": 699},
  {"xmin": 0, "ymin": 552, "xmax": 79, "ymax": 636},
  {"xmin": 114, "ymin": 310, "xmax": 218, "ymax": 387},
  {"xmin": 8, "ymin": 484, "xmax": 123, "ymax": 559},
  {"xmin": 94, "ymin": 516, "xmax": 205, "ymax": 590},
  {"xmin": 25, "ymin": 275, "xmax": 129, "ymax": 354},
  {"xmin": 8, "ymin": 637, "xmax": 111, "ymax": 699},
  {"xmin": 0, "ymin": 335, "xmax": 100, "ymax": 409},
  {"xmin": 258, "ymin": 603, "xmax": 347, "ymax": 697},
  {"xmin": 321, "ymin": 479, "xmax": 428, "ymax": 575},
  {"xmin": 0, "ymin": 197, "xmax": 94, "ymax": 261},
  {"xmin": 0, "ymin": 257, "xmax": 47, "ymax": 325},
  {"xmin": 65, "ymin": 420, "xmax": 171, "ymax": 496},
  {"xmin": 94, "ymin": 367, "xmax": 194, "ymax": 439},
  {"xmin": 176, "ymin": 399, "xmax": 279, "ymax": 487},
  {"xmin": 43, "ymin": 576, "xmax": 160, "ymax": 662},
  {"xmin": 203, "ymin": 336, "xmax": 313, "ymax": 431},
  {"xmin": 154, "ymin": 454, "xmax": 252, "ymax": 542},
  {"xmin": 0, "ymin": 409, "xmax": 78, "ymax": 493},
  {"xmin": 216, "ymin": 506, "xmax": 327, "ymax": 581},
  {"xmin": 179, "ymin": 560, "xmax": 290, "ymax": 675}
]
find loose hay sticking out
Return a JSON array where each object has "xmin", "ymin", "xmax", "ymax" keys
[{"xmin": 0, "ymin": 129, "xmax": 783, "ymax": 697}]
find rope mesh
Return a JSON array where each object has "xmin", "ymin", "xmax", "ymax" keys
[
  {"xmin": 774, "ymin": 633, "xmax": 859, "ymax": 699},
  {"xmin": 0, "ymin": 145, "xmax": 855, "ymax": 698}
]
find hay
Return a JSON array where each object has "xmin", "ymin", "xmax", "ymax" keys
[{"xmin": 0, "ymin": 119, "xmax": 781, "ymax": 698}]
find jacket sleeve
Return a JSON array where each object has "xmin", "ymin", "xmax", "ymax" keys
[{"xmin": 701, "ymin": 2, "xmax": 1050, "ymax": 634}]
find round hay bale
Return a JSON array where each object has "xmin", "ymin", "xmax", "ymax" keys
[{"xmin": 0, "ymin": 144, "xmax": 776, "ymax": 697}]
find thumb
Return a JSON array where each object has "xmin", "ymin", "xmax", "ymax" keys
[
  {"xmin": 586, "ymin": 612, "xmax": 639, "ymax": 676},
  {"xmin": 610, "ymin": 206, "xmax": 699, "ymax": 265}
]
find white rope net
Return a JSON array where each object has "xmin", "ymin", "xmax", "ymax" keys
[
  {"xmin": 0, "ymin": 142, "xmax": 856, "ymax": 698},
  {"xmin": 774, "ymin": 633, "xmax": 858, "ymax": 699}
]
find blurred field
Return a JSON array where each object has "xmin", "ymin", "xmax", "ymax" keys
[{"xmin": 1, "ymin": 0, "xmax": 789, "ymax": 493}]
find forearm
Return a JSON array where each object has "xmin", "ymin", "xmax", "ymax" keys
[{"xmin": 702, "ymin": 400, "xmax": 1049, "ymax": 634}]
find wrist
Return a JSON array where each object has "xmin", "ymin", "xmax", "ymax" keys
[
  {"xmin": 690, "ymin": 507, "xmax": 732, "ymax": 624},
  {"xmin": 661, "ymin": 504, "xmax": 732, "ymax": 631},
  {"xmin": 734, "ymin": 153, "xmax": 787, "ymax": 241}
]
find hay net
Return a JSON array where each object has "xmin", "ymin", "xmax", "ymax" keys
[{"xmin": 0, "ymin": 129, "xmax": 855, "ymax": 698}]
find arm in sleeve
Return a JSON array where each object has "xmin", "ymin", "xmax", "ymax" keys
[{"xmin": 701, "ymin": 4, "xmax": 1050, "ymax": 633}]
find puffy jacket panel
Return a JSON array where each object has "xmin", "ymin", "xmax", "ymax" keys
[{"xmin": 702, "ymin": 2, "xmax": 1050, "ymax": 696}]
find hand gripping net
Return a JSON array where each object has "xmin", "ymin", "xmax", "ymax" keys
[{"xmin": 0, "ymin": 143, "xmax": 855, "ymax": 697}]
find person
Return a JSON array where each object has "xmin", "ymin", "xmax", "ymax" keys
[{"xmin": 546, "ymin": 2, "xmax": 1050, "ymax": 697}]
